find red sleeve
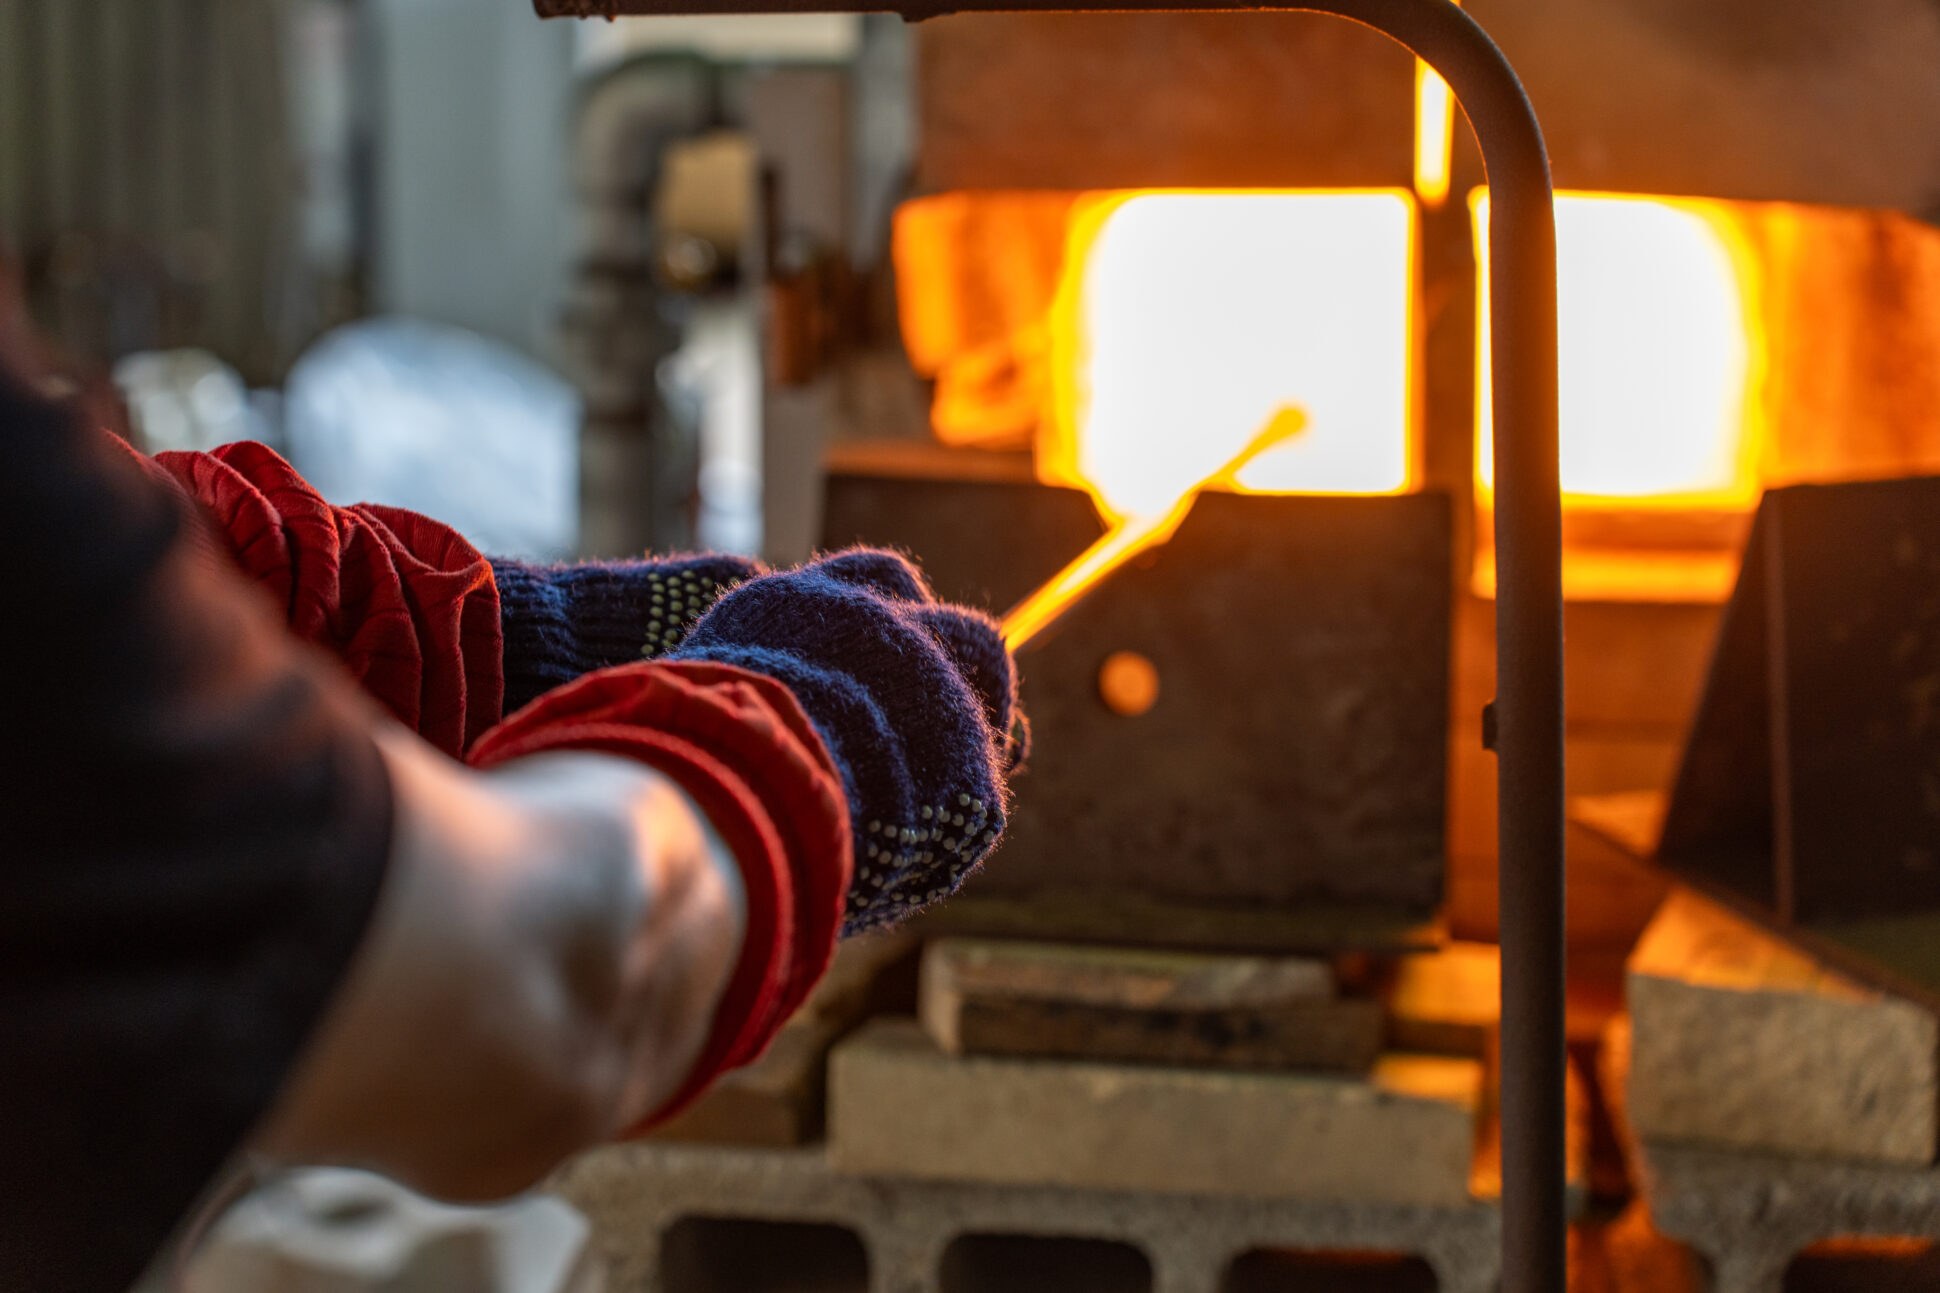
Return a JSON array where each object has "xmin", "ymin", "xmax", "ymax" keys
[
  {"xmin": 146, "ymin": 443, "xmax": 849, "ymax": 1128},
  {"xmin": 148, "ymin": 443, "xmax": 504, "ymax": 757},
  {"xmin": 466, "ymin": 659, "xmax": 852, "ymax": 1133}
]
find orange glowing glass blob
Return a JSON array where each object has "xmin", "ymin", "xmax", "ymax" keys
[
  {"xmin": 996, "ymin": 191, "xmax": 1418, "ymax": 647},
  {"xmin": 1040, "ymin": 190, "xmax": 1418, "ymax": 526},
  {"xmin": 1473, "ymin": 191, "xmax": 1767, "ymax": 512}
]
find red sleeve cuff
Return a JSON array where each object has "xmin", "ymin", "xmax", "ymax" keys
[
  {"xmin": 464, "ymin": 659, "xmax": 851, "ymax": 1133},
  {"xmin": 148, "ymin": 442, "xmax": 503, "ymax": 756}
]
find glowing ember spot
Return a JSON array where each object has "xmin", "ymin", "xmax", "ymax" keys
[
  {"xmin": 1041, "ymin": 190, "xmax": 1417, "ymax": 525},
  {"xmin": 1474, "ymin": 191, "xmax": 1765, "ymax": 510}
]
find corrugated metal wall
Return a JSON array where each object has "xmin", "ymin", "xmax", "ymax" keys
[{"xmin": 0, "ymin": 0, "xmax": 313, "ymax": 382}]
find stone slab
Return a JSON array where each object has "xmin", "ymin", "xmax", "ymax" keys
[
  {"xmin": 1605, "ymin": 1017, "xmax": 1940, "ymax": 1293},
  {"xmin": 918, "ymin": 939, "xmax": 1382, "ymax": 1073},
  {"xmin": 553, "ymin": 1140, "xmax": 1504, "ymax": 1293},
  {"xmin": 911, "ymin": 889, "xmax": 1446, "ymax": 956},
  {"xmin": 827, "ymin": 1019, "xmax": 1482, "ymax": 1208},
  {"xmin": 1626, "ymin": 889, "xmax": 1940, "ymax": 1165},
  {"xmin": 923, "ymin": 938, "xmax": 1334, "ymax": 1011}
]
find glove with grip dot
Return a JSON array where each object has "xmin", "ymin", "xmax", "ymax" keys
[{"xmin": 669, "ymin": 548, "xmax": 1022, "ymax": 933}]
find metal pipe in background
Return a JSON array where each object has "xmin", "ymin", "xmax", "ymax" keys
[{"xmin": 536, "ymin": 2, "xmax": 1566, "ymax": 1286}]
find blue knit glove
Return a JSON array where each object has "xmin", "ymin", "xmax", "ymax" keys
[
  {"xmin": 670, "ymin": 548, "xmax": 1023, "ymax": 933},
  {"xmin": 491, "ymin": 553, "xmax": 767, "ymax": 715}
]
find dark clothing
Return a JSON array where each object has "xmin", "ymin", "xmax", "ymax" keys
[{"xmin": 0, "ymin": 377, "xmax": 393, "ymax": 1292}]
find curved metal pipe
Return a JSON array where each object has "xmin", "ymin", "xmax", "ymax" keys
[{"xmin": 538, "ymin": 2, "xmax": 1566, "ymax": 1287}]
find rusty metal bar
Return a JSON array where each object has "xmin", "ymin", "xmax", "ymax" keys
[{"xmin": 537, "ymin": 1, "xmax": 1565, "ymax": 1287}]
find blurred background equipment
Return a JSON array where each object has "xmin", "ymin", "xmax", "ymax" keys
[
  {"xmin": 283, "ymin": 316, "xmax": 581, "ymax": 559},
  {"xmin": 0, "ymin": 0, "xmax": 902, "ymax": 562},
  {"xmin": 112, "ymin": 349, "xmax": 266, "ymax": 453},
  {"xmin": 0, "ymin": 0, "xmax": 356, "ymax": 384}
]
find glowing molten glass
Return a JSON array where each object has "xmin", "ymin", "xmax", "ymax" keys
[
  {"xmin": 1041, "ymin": 190, "xmax": 1417, "ymax": 525},
  {"xmin": 998, "ymin": 191, "xmax": 1417, "ymax": 647}
]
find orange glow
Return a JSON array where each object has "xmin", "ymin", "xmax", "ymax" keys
[
  {"xmin": 1474, "ymin": 191, "xmax": 1766, "ymax": 511},
  {"xmin": 1413, "ymin": 62, "xmax": 1455, "ymax": 207},
  {"xmin": 1411, "ymin": 0, "xmax": 1458, "ymax": 207},
  {"xmin": 893, "ymin": 192, "xmax": 1076, "ymax": 448},
  {"xmin": 1472, "ymin": 190, "xmax": 1768, "ymax": 601},
  {"xmin": 893, "ymin": 189, "xmax": 1419, "ymax": 641},
  {"xmin": 1041, "ymin": 190, "xmax": 1417, "ymax": 525}
]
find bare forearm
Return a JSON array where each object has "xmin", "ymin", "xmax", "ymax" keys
[{"xmin": 254, "ymin": 728, "xmax": 744, "ymax": 1200}]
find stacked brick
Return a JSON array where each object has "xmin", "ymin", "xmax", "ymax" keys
[
  {"xmin": 1605, "ymin": 888, "xmax": 1940, "ymax": 1293},
  {"xmin": 558, "ymin": 934, "xmax": 1590, "ymax": 1291}
]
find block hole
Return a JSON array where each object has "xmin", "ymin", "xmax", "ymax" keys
[
  {"xmin": 659, "ymin": 1216, "xmax": 869, "ymax": 1293},
  {"xmin": 1221, "ymin": 1248, "xmax": 1438, "ymax": 1292},
  {"xmin": 939, "ymin": 1233, "xmax": 1153, "ymax": 1293},
  {"xmin": 1784, "ymin": 1237, "xmax": 1940, "ymax": 1291}
]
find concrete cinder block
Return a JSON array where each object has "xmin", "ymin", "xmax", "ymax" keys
[
  {"xmin": 1633, "ymin": 1138, "xmax": 1940, "ymax": 1293},
  {"xmin": 918, "ymin": 938, "xmax": 1381, "ymax": 1072},
  {"xmin": 828, "ymin": 1019, "xmax": 1483, "ymax": 1207},
  {"xmin": 1626, "ymin": 889, "xmax": 1940, "ymax": 1165},
  {"xmin": 1608, "ymin": 1011, "xmax": 1940, "ymax": 1293},
  {"xmin": 555, "ymin": 1140, "xmax": 1506, "ymax": 1293}
]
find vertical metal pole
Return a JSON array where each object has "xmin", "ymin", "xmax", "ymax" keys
[
  {"xmin": 540, "ymin": 0, "xmax": 1566, "ymax": 1283},
  {"xmin": 1289, "ymin": 12, "xmax": 1566, "ymax": 1288},
  {"xmin": 1473, "ymin": 99, "xmax": 1568, "ymax": 1293},
  {"xmin": 1295, "ymin": 20, "xmax": 1567, "ymax": 1289},
  {"xmin": 1396, "ymin": 16, "xmax": 1567, "ymax": 1291}
]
